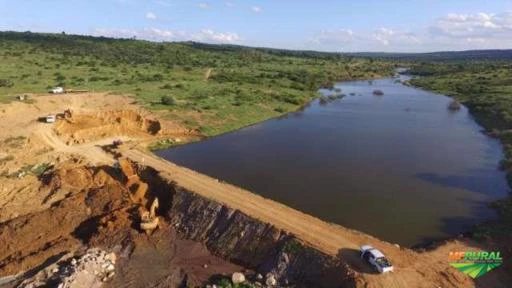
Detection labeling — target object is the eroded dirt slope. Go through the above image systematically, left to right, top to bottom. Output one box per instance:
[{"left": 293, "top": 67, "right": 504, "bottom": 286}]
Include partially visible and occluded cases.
[
  {"left": 0, "top": 93, "right": 199, "bottom": 223},
  {"left": 0, "top": 160, "right": 248, "bottom": 288}
]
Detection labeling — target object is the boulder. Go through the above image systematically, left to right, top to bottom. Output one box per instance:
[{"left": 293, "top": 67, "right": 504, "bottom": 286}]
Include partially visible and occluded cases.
[
  {"left": 232, "top": 272, "right": 246, "bottom": 284},
  {"left": 265, "top": 273, "right": 277, "bottom": 286}
]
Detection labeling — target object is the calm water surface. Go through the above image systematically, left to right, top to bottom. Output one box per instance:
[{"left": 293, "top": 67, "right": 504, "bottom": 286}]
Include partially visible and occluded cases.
[{"left": 157, "top": 77, "right": 509, "bottom": 246}]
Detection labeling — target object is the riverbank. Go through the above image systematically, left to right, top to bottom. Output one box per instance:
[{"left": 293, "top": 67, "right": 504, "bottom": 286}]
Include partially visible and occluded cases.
[
  {"left": 408, "top": 66, "right": 512, "bottom": 240},
  {"left": 156, "top": 76, "right": 509, "bottom": 247},
  {"left": 147, "top": 77, "right": 378, "bottom": 152}
]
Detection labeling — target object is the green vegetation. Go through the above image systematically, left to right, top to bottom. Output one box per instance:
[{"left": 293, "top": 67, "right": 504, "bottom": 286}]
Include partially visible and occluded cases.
[
  {"left": 0, "top": 31, "right": 393, "bottom": 136},
  {"left": 409, "top": 61, "right": 512, "bottom": 237},
  {"left": 409, "top": 62, "right": 512, "bottom": 130},
  {"left": 160, "top": 95, "right": 176, "bottom": 106},
  {"left": 147, "top": 138, "right": 194, "bottom": 151},
  {"left": 7, "top": 162, "right": 52, "bottom": 178},
  {"left": 474, "top": 198, "right": 512, "bottom": 238},
  {"left": 283, "top": 238, "right": 304, "bottom": 255},
  {"left": 212, "top": 278, "right": 257, "bottom": 288}
]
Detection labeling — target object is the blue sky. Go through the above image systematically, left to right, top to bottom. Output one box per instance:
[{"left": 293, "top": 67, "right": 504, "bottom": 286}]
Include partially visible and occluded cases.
[{"left": 1, "top": 0, "right": 512, "bottom": 52}]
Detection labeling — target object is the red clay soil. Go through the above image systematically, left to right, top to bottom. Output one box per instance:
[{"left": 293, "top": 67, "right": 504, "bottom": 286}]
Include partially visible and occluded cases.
[
  {"left": 0, "top": 161, "right": 245, "bottom": 288},
  {"left": 107, "top": 227, "right": 244, "bottom": 288}
]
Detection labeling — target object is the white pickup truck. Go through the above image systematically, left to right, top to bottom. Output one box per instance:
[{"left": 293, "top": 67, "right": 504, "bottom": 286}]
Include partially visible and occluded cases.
[{"left": 360, "top": 245, "right": 394, "bottom": 273}]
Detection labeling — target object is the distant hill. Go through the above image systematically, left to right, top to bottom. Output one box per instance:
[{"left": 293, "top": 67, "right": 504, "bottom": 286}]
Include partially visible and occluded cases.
[
  {"left": 1, "top": 31, "right": 511, "bottom": 62},
  {"left": 182, "top": 41, "right": 512, "bottom": 61},
  {"left": 348, "top": 50, "right": 512, "bottom": 61}
]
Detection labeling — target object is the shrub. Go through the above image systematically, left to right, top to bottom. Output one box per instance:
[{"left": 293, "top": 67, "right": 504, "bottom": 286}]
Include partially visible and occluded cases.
[
  {"left": 152, "top": 73, "right": 163, "bottom": 81},
  {"left": 54, "top": 74, "right": 66, "bottom": 82},
  {"left": 89, "top": 76, "right": 109, "bottom": 82},
  {"left": 0, "top": 79, "right": 14, "bottom": 87},
  {"left": 320, "top": 80, "right": 334, "bottom": 89},
  {"left": 160, "top": 83, "right": 173, "bottom": 89},
  {"left": 372, "top": 89, "right": 384, "bottom": 96},
  {"left": 161, "top": 95, "right": 176, "bottom": 106},
  {"left": 284, "top": 96, "right": 303, "bottom": 105},
  {"left": 448, "top": 100, "right": 461, "bottom": 110}
]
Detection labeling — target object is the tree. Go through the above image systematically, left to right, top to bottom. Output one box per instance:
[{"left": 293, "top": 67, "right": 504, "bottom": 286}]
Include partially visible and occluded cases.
[{"left": 161, "top": 96, "right": 176, "bottom": 106}]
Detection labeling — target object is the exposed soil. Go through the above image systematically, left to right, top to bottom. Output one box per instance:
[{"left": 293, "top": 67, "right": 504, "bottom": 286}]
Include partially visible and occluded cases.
[
  {"left": 0, "top": 92, "right": 510, "bottom": 288},
  {"left": 0, "top": 93, "right": 200, "bottom": 224},
  {"left": 54, "top": 110, "right": 196, "bottom": 145},
  {"left": 0, "top": 160, "right": 244, "bottom": 288},
  {"left": 108, "top": 229, "right": 244, "bottom": 288}
]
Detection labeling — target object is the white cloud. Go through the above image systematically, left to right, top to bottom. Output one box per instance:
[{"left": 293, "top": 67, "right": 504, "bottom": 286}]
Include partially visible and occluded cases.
[
  {"left": 197, "top": 2, "right": 210, "bottom": 9},
  {"left": 251, "top": 6, "right": 262, "bottom": 13},
  {"left": 424, "top": 11, "right": 512, "bottom": 50},
  {"left": 146, "top": 12, "right": 157, "bottom": 20},
  {"left": 429, "top": 12, "right": 512, "bottom": 39},
  {"left": 93, "top": 27, "right": 241, "bottom": 44},
  {"left": 309, "top": 27, "right": 420, "bottom": 51},
  {"left": 372, "top": 27, "right": 421, "bottom": 46},
  {"left": 373, "top": 27, "right": 394, "bottom": 45},
  {"left": 197, "top": 29, "right": 241, "bottom": 42},
  {"left": 309, "top": 29, "right": 355, "bottom": 46}
]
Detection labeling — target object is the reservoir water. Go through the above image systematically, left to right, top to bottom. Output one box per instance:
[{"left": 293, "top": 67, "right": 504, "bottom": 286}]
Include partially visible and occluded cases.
[{"left": 157, "top": 77, "right": 509, "bottom": 246}]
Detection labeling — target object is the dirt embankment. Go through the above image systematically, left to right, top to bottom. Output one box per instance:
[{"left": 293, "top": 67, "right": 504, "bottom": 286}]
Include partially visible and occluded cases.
[
  {"left": 54, "top": 110, "right": 199, "bottom": 145},
  {"left": 122, "top": 149, "right": 512, "bottom": 288},
  {"left": 0, "top": 159, "right": 354, "bottom": 288},
  {"left": 0, "top": 160, "right": 234, "bottom": 287},
  {"left": 163, "top": 180, "right": 356, "bottom": 287}
]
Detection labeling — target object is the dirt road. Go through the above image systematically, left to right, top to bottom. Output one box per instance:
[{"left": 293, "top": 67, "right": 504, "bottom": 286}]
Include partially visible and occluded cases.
[
  {"left": 36, "top": 126, "right": 117, "bottom": 165},
  {"left": 122, "top": 148, "right": 474, "bottom": 288}
]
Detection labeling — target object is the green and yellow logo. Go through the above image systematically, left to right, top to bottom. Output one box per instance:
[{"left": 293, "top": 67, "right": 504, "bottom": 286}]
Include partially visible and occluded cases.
[{"left": 448, "top": 251, "right": 503, "bottom": 279}]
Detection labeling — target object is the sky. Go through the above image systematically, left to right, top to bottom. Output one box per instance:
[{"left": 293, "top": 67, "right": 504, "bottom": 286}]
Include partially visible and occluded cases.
[{"left": 1, "top": 0, "right": 512, "bottom": 52}]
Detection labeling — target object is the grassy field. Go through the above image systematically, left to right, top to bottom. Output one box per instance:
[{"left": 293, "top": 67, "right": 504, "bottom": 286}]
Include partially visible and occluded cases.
[
  {"left": 0, "top": 32, "right": 393, "bottom": 137},
  {"left": 409, "top": 61, "right": 512, "bottom": 237}
]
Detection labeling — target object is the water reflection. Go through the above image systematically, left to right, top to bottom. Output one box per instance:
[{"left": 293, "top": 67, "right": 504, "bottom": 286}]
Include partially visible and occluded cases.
[{"left": 158, "top": 77, "right": 508, "bottom": 247}]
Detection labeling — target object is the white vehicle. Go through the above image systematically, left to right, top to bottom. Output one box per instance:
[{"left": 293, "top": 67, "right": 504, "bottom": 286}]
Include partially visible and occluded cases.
[
  {"left": 50, "top": 87, "right": 64, "bottom": 94},
  {"left": 45, "top": 115, "right": 56, "bottom": 123},
  {"left": 360, "top": 245, "right": 394, "bottom": 273}
]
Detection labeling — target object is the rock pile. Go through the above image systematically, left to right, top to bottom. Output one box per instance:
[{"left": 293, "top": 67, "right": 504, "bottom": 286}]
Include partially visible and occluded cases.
[
  {"left": 20, "top": 248, "right": 116, "bottom": 288},
  {"left": 56, "top": 248, "right": 116, "bottom": 287},
  {"left": 206, "top": 272, "right": 281, "bottom": 288}
]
